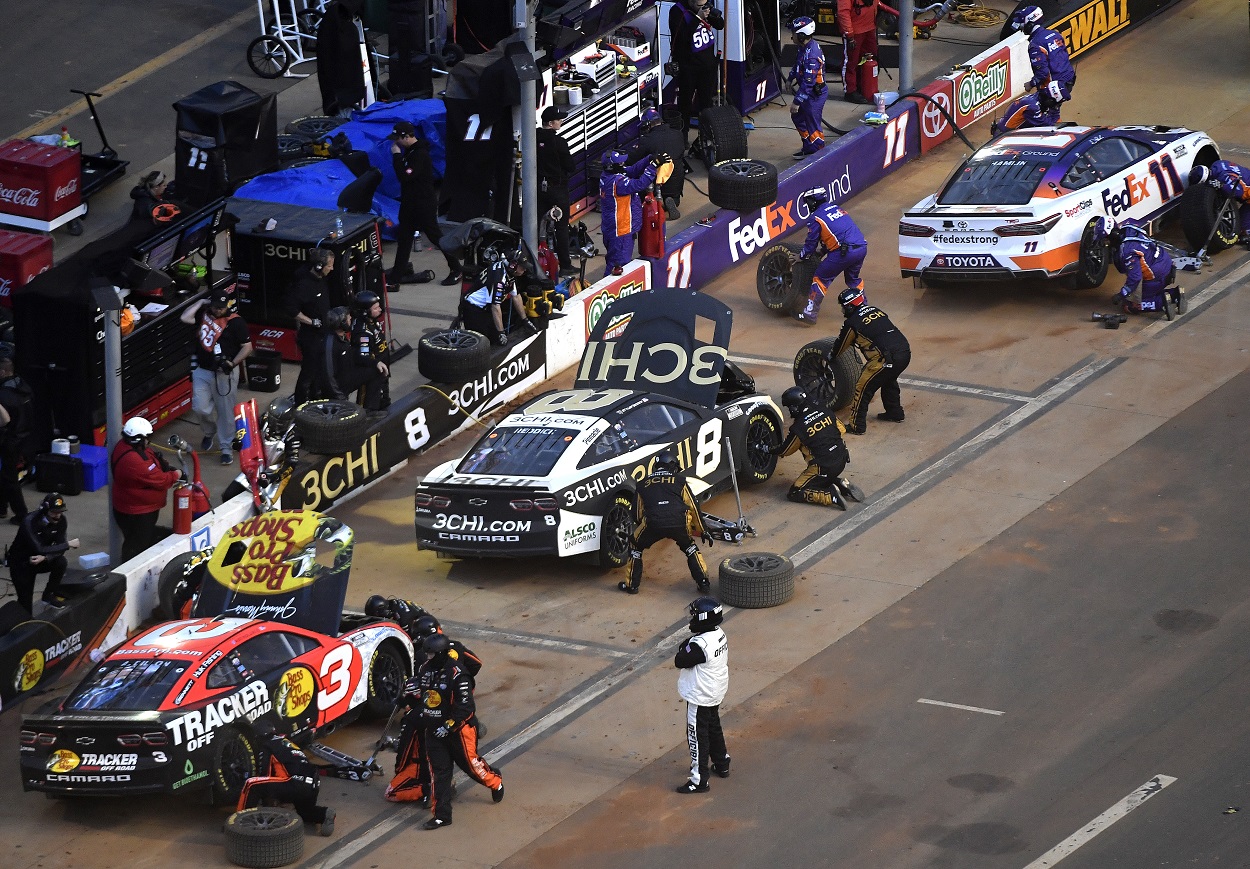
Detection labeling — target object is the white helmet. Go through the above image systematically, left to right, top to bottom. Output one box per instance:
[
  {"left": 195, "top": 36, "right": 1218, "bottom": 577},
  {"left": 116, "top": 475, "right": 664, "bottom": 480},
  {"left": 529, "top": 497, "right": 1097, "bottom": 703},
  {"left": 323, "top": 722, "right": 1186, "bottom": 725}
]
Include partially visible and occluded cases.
[{"left": 122, "top": 417, "right": 154, "bottom": 442}]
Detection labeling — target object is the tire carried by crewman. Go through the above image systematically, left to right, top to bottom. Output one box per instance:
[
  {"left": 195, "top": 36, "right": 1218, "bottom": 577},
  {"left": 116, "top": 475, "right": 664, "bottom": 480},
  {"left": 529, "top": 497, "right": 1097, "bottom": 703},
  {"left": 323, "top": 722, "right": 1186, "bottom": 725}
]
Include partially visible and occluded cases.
[{"left": 708, "top": 159, "right": 778, "bottom": 212}]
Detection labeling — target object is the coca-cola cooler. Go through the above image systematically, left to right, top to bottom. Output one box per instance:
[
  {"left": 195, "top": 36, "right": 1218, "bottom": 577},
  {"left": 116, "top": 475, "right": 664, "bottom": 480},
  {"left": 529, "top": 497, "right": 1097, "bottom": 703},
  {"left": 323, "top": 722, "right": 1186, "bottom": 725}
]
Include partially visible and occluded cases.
[
  {"left": 0, "top": 140, "right": 83, "bottom": 231},
  {"left": 225, "top": 197, "right": 385, "bottom": 360},
  {"left": 0, "top": 230, "right": 53, "bottom": 309}
]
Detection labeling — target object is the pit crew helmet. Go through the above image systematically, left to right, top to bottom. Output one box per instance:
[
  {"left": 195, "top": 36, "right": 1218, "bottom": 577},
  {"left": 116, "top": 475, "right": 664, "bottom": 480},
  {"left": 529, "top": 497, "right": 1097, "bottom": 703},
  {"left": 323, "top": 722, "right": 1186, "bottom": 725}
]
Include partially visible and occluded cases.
[
  {"left": 1010, "top": 5, "right": 1043, "bottom": 33},
  {"left": 790, "top": 16, "right": 816, "bottom": 37},
  {"left": 640, "top": 107, "right": 663, "bottom": 130},
  {"left": 603, "top": 149, "right": 629, "bottom": 172},
  {"left": 1188, "top": 165, "right": 1211, "bottom": 187},
  {"left": 801, "top": 186, "right": 829, "bottom": 212},
  {"left": 838, "top": 286, "right": 867, "bottom": 314},
  {"left": 354, "top": 289, "right": 382, "bottom": 314},
  {"left": 781, "top": 386, "right": 809, "bottom": 415},
  {"left": 122, "top": 416, "right": 154, "bottom": 445},
  {"left": 653, "top": 449, "right": 680, "bottom": 473},
  {"left": 365, "top": 594, "right": 389, "bottom": 617},
  {"left": 688, "top": 596, "right": 724, "bottom": 632},
  {"left": 413, "top": 614, "right": 442, "bottom": 641},
  {"left": 424, "top": 632, "right": 451, "bottom": 660}
]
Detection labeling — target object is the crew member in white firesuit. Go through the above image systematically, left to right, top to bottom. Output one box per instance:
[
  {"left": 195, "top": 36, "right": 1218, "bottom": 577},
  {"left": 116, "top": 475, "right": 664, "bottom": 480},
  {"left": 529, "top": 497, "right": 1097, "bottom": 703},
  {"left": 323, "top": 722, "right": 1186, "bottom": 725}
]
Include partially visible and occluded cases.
[
  {"left": 1012, "top": 5, "right": 1076, "bottom": 118},
  {"left": 1189, "top": 161, "right": 1250, "bottom": 248},
  {"left": 829, "top": 288, "right": 911, "bottom": 434},
  {"left": 350, "top": 290, "right": 391, "bottom": 414},
  {"left": 773, "top": 387, "right": 865, "bottom": 510},
  {"left": 621, "top": 449, "right": 711, "bottom": 595},
  {"left": 675, "top": 596, "right": 730, "bottom": 793},
  {"left": 418, "top": 633, "right": 503, "bottom": 829},
  {"left": 238, "top": 715, "right": 336, "bottom": 836}
]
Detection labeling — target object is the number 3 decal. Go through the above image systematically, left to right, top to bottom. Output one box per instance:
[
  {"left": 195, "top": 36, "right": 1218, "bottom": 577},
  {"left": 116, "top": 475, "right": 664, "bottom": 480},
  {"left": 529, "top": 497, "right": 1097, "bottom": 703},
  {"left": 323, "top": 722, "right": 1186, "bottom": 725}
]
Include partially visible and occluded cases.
[{"left": 318, "top": 645, "right": 354, "bottom": 709}]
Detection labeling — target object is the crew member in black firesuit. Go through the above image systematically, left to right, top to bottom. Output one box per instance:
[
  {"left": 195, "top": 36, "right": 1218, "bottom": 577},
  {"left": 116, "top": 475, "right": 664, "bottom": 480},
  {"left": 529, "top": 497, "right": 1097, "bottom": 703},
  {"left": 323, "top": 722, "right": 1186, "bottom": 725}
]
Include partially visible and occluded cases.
[
  {"left": 669, "top": 0, "right": 726, "bottom": 143},
  {"left": 536, "top": 106, "right": 578, "bottom": 277},
  {"left": 630, "top": 106, "right": 688, "bottom": 220},
  {"left": 387, "top": 121, "right": 461, "bottom": 287},
  {"left": 285, "top": 248, "right": 334, "bottom": 403},
  {"left": 459, "top": 252, "right": 539, "bottom": 347},
  {"left": 829, "top": 287, "right": 911, "bottom": 434},
  {"left": 350, "top": 290, "right": 391, "bottom": 413},
  {"left": 322, "top": 307, "right": 388, "bottom": 412},
  {"left": 773, "top": 387, "right": 865, "bottom": 510},
  {"left": 621, "top": 449, "right": 712, "bottom": 595},
  {"left": 8, "top": 492, "right": 79, "bottom": 612},
  {"left": 364, "top": 594, "right": 426, "bottom": 637},
  {"left": 674, "top": 596, "right": 730, "bottom": 793},
  {"left": 411, "top": 614, "right": 483, "bottom": 679},
  {"left": 418, "top": 633, "right": 504, "bottom": 829},
  {"left": 238, "top": 714, "right": 336, "bottom": 836}
]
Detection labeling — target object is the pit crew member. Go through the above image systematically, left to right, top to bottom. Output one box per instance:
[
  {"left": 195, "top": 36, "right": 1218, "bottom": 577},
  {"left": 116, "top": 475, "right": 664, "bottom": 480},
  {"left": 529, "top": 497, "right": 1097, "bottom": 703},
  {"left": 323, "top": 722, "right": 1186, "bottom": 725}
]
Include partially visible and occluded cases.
[
  {"left": 668, "top": 0, "right": 725, "bottom": 139},
  {"left": 1012, "top": 5, "right": 1076, "bottom": 116},
  {"left": 787, "top": 17, "right": 828, "bottom": 159},
  {"left": 599, "top": 149, "right": 660, "bottom": 277},
  {"left": 1189, "top": 161, "right": 1250, "bottom": 247},
  {"left": 794, "top": 187, "right": 867, "bottom": 326},
  {"left": 1103, "top": 219, "right": 1181, "bottom": 314},
  {"left": 458, "top": 252, "right": 539, "bottom": 346},
  {"left": 829, "top": 288, "right": 911, "bottom": 434},
  {"left": 351, "top": 290, "right": 391, "bottom": 413},
  {"left": 773, "top": 387, "right": 864, "bottom": 510},
  {"left": 621, "top": 449, "right": 711, "bottom": 596},
  {"left": 8, "top": 492, "right": 78, "bottom": 612},
  {"left": 675, "top": 597, "right": 730, "bottom": 793},
  {"left": 239, "top": 714, "right": 336, "bottom": 836}
]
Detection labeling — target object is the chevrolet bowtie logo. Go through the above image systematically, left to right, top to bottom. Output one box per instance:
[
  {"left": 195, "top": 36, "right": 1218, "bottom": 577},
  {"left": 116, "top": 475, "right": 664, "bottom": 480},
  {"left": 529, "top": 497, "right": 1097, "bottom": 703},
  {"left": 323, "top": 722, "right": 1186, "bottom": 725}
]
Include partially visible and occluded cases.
[
  {"left": 469, "top": 498, "right": 487, "bottom": 506},
  {"left": 76, "top": 737, "right": 95, "bottom": 745}
]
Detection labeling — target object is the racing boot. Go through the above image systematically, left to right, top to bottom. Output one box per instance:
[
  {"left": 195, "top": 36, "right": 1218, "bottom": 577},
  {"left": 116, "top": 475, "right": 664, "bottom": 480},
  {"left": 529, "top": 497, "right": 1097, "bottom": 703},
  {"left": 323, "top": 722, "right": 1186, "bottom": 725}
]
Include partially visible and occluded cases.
[
  {"left": 1169, "top": 286, "right": 1187, "bottom": 314},
  {"left": 794, "top": 291, "right": 822, "bottom": 325},
  {"left": 836, "top": 477, "right": 866, "bottom": 503},
  {"left": 619, "top": 553, "right": 643, "bottom": 594}
]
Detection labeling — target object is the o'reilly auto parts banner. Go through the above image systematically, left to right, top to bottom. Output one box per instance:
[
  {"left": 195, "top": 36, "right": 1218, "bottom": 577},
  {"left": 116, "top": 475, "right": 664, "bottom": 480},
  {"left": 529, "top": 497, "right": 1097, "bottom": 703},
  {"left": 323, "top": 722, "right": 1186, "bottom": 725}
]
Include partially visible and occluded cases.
[{"left": 284, "top": 331, "right": 548, "bottom": 511}]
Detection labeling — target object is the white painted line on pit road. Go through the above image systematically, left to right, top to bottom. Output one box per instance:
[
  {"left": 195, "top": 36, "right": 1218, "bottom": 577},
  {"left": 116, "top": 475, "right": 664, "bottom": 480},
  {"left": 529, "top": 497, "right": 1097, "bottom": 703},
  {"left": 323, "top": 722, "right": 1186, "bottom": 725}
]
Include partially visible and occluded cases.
[
  {"left": 789, "top": 355, "right": 1117, "bottom": 570},
  {"left": 445, "top": 624, "right": 636, "bottom": 659},
  {"left": 917, "top": 698, "right": 1004, "bottom": 716},
  {"left": 1022, "top": 775, "right": 1178, "bottom": 868}
]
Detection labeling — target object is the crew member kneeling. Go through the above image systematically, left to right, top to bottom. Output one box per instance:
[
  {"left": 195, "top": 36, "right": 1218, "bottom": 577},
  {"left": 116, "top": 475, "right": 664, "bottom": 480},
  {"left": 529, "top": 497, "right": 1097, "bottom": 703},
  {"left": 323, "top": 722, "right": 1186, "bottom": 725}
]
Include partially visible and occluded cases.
[
  {"left": 1189, "top": 161, "right": 1250, "bottom": 249},
  {"left": 1103, "top": 218, "right": 1183, "bottom": 315},
  {"left": 458, "top": 253, "right": 539, "bottom": 347},
  {"left": 774, "top": 387, "right": 864, "bottom": 510},
  {"left": 622, "top": 449, "right": 711, "bottom": 595},
  {"left": 238, "top": 715, "right": 336, "bottom": 836}
]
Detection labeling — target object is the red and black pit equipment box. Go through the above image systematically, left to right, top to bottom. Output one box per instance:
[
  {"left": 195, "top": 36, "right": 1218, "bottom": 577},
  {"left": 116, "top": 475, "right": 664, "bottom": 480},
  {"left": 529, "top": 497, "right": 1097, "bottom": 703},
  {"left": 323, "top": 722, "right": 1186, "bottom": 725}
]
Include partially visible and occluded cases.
[
  {"left": 0, "top": 140, "right": 81, "bottom": 222},
  {"left": 0, "top": 230, "right": 53, "bottom": 308}
]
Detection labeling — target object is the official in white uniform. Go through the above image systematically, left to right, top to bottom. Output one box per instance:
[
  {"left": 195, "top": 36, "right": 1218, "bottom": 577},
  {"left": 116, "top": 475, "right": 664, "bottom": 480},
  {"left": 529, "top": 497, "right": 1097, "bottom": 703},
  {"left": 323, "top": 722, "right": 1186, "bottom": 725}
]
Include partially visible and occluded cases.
[{"left": 675, "top": 597, "right": 731, "bottom": 792}]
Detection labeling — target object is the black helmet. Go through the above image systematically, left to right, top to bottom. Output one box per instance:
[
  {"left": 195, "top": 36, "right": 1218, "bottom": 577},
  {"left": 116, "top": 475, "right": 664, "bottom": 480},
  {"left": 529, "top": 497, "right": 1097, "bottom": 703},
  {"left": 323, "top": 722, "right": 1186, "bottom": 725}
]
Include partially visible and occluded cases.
[
  {"left": 838, "top": 287, "right": 866, "bottom": 314},
  {"left": 354, "top": 289, "right": 381, "bottom": 313},
  {"left": 781, "top": 386, "right": 809, "bottom": 414},
  {"left": 653, "top": 449, "right": 680, "bottom": 473},
  {"left": 40, "top": 492, "right": 67, "bottom": 514},
  {"left": 364, "top": 594, "right": 389, "bottom": 618},
  {"left": 688, "top": 597, "right": 724, "bottom": 632},
  {"left": 413, "top": 614, "right": 441, "bottom": 639},
  {"left": 424, "top": 632, "right": 451, "bottom": 658}
]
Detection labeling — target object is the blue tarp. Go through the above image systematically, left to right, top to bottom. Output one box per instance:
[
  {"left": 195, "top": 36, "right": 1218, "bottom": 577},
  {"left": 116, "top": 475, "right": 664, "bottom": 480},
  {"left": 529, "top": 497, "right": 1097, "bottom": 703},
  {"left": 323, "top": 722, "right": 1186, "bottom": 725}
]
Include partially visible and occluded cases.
[{"left": 233, "top": 99, "right": 446, "bottom": 240}]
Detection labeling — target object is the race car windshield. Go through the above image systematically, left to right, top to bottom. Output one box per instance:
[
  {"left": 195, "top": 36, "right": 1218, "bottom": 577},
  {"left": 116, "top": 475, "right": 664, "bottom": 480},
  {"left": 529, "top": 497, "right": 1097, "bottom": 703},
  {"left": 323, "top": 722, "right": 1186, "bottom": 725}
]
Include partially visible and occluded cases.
[
  {"left": 939, "top": 155, "right": 1055, "bottom": 205},
  {"left": 457, "top": 426, "right": 579, "bottom": 476},
  {"left": 64, "top": 659, "right": 189, "bottom": 712}
]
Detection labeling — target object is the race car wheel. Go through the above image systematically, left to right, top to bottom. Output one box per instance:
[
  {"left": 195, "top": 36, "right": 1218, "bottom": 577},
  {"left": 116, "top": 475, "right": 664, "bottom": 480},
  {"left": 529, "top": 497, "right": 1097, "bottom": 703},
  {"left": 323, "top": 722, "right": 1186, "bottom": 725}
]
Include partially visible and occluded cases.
[
  {"left": 246, "top": 35, "right": 291, "bottom": 79},
  {"left": 697, "top": 104, "right": 749, "bottom": 170},
  {"left": 285, "top": 115, "right": 347, "bottom": 138},
  {"left": 276, "top": 133, "right": 311, "bottom": 163},
  {"left": 708, "top": 159, "right": 778, "bottom": 212},
  {"left": 1179, "top": 182, "right": 1239, "bottom": 253},
  {"left": 1063, "top": 218, "right": 1110, "bottom": 290},
  {"left": 756, "top": 243, "right": 808, "bottom": 314},
  {"left": 417, "top": 328, "right": 492, "bottom": 383},
  {"left": 793, "top": 339, "right": 864, "bottom": 412},
  {"left": 294, "top": 399, "right": 370, "bottom": 455},
  {"left": 737, "top": 409, "right": 782, "bottom": 485},
  {"left": 597, "top": 493, "right": 635, "bottom": 569},
  {"left": 157, "top": 551, "right": 205, "bottom": 621},
  {"left": 718, "top": 552, "right": 795, "bottom": 608},
  {"left": 364, "top": 641, "right": 408, "bottom": 718},
  {"left": 211, "top": 727, "right": 259, "bottom": 807},
  {"left": 224, "top": 807, "right": 304, "bottom": 868}
]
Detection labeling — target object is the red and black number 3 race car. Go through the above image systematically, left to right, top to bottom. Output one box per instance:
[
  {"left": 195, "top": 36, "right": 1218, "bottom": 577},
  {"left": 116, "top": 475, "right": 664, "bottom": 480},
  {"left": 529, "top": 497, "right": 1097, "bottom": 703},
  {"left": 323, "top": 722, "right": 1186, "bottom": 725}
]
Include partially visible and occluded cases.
[{"left": 19, "top": 510, "right": 414, "bottom": 803}]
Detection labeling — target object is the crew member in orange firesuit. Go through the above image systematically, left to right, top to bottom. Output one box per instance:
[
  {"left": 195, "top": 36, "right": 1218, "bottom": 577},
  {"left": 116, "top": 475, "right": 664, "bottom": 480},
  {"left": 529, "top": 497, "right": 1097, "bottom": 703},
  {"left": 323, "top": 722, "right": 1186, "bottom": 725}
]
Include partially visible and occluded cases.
[
  {"left": 773, "top": 386, "right": 865, "bottom": 510},
  {"left": 620, "top": 449, "right": 711, "bottom": 595},
  {"left": 419, "top": 633, "right": 503, "bottom": 829},
  {"left": 238, "top": 714, "right": 336, "bottom": 836}
]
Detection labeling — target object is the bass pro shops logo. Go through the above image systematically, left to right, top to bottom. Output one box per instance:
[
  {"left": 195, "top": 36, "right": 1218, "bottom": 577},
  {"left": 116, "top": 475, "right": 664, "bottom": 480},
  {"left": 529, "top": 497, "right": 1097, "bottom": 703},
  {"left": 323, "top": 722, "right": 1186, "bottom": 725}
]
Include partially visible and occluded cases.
[{"left": 957, "top": 60, "right": 1007, "bottom": 120}]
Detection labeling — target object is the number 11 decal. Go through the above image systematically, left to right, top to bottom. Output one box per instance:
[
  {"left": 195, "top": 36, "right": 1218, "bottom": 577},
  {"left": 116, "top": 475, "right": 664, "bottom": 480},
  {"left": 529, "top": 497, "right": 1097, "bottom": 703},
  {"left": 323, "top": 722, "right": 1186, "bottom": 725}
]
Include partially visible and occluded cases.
[{"left": 666, "top": 242, "right": 693, "bottom": 288}]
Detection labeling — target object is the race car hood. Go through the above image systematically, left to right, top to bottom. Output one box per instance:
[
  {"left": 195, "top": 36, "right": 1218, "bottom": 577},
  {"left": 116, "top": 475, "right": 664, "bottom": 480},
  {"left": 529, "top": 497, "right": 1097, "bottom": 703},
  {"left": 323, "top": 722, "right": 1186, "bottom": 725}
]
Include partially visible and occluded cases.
[
  {"left": 575, "top": 289, "right": 733, "bottom": 408},
  {"left": 192, "top": 511, "right": 354, "bottom": 637}
]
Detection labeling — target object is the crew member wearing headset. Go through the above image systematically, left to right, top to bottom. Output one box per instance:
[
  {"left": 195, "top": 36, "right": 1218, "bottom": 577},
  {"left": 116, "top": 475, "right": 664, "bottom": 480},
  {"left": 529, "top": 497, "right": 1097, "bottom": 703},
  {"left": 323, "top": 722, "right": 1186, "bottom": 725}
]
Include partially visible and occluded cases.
[
  {"left": 286, "top": 249, "right": 334, "bottom": 403},
  {"left": 8, "top": 493, "right": 79, "bottom": 612}
]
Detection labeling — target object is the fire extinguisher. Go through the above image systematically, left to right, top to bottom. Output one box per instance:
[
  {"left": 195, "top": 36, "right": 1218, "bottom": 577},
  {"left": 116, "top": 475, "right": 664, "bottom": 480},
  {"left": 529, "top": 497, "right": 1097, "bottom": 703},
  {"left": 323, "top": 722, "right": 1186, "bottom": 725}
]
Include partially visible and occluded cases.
[
  {"left": 858, "top": 54, "right": 879, "bottom": 104},
  {"left": 639, "top": 188, "right": 666, "bottom": 259},
  {"left": 173, "top": 483, "right": 193, "bottom": 535}
]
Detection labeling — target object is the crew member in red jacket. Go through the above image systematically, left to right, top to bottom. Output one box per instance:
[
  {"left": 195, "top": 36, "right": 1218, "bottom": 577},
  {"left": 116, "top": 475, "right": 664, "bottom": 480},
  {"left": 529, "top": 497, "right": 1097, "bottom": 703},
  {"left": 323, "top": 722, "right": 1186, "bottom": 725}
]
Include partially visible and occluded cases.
[
  {"left": 838, "top": 0, "right": 878, "bottom": 103},
  {"left": 111, "top": 417, "right": 181, "bottom": 562}
]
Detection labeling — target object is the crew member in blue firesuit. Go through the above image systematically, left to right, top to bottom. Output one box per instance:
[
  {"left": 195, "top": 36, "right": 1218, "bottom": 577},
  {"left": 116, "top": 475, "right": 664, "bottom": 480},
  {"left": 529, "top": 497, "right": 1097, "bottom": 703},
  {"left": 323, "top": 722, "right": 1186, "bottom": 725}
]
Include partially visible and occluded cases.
[
  {"left": 668, "top": 0, "right": 725, "bottom": 141},
  {"left": 1012, "top": 5, "right": 1076, "bottom": 118},
  {"left": 787, "top": 17, "right": 827, "bottom": 160},
  {"left": 991, "top": 90, "right": 1059, "bottom": 136},
  {"left": 598, "top": 149, "right": 661, "bottom": 277},
  {"left": 1189, "top": 161, "right": 1250, "bottom": 248},
  {"left": 794, "top": 187, "right": 867, "bottom": 326},
  {"left": 1101, "top": 218, "right": 1183, "bottom": 315}
]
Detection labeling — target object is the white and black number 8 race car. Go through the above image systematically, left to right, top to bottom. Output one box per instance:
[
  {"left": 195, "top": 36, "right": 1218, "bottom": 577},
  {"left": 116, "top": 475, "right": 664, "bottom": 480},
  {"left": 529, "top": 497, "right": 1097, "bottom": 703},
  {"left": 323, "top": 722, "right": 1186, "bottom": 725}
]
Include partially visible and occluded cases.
[{"left": 415, "top": 290, "right": 784, "bottom": 567}]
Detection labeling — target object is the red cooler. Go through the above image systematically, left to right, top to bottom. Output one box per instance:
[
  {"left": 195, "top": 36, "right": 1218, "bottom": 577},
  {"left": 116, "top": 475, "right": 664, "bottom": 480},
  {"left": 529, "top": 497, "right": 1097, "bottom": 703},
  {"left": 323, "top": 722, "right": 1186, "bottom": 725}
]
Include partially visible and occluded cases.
[
  {"left": 0, "top": 140, "right": 81, "bottom": 222},
  {"left": 0, "top": 229, "right": 53, "bottom": 308}
]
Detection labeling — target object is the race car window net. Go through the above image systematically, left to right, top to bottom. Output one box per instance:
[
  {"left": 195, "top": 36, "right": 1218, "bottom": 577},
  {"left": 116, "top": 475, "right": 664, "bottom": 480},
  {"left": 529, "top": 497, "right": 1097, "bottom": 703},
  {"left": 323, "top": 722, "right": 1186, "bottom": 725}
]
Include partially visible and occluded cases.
[
  {"left": 939, "top": 156, "right": 1054, "bottom": 206},
  {"left": 578, "top": 403, "right": 696, "bottom": 469},
  {"left": 457, "top": 426, "right": 580, "bottom": 477},
  {"left": 64, "top": 659, "right": 189, "bottom": 712}
]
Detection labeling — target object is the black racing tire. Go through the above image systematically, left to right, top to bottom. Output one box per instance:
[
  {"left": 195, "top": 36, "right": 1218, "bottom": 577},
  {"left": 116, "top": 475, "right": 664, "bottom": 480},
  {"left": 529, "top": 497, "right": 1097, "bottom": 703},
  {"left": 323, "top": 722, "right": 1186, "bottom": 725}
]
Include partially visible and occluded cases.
[
  {"left": 247, "top": 35, "right": 291, "bottom": 79},
  {"left": 441, "top": 43, "right": 466, "bottom": 67},
  {"left": 697, "top": 104, "right": 749, "bottom": 169},
  {"left": 285, "top": 115, "right": 347, "bottom": 138},
  {"left": 276, "top": 133, "right": 311, "bottom": 161},
  {"left": 707, "top": 159, "right": 778, "bottom": 212},
  {"left": 1179, "top": 182, "right": 1239, "bottom": 253},
  {"left": 1062, "top": 218, "right": 1110, "bottom": 290},
  {"left": 756, "top": 242, "right": 805, "bottom": 313},
  {"left": 417, "top": 329, "right": 492, "bottom": 383},
  {"left": 794, "top": 339, "right": 864, "bottom": 412},
  {"left": 293, "top": 399, "right": 370, "bottom": 455},
  {"left": 737, "top": 408, "right": 782, "bottom": 485},
  {"left": 221, "top": 479, "right": 248, "bottom": 505},
  {"left": 597, "top": 493, "right": 635, "bottom": 569},
  {"left": 157, "top": 552, "right": 204, "bottom": 621},
  {"left": 718, "top": 552, "right": 795, "bottom": 608},
  {"left": 364, "top": 641, "right": 408, "bottom": 718},
  {"left": 210, "top": 727, "right": 260, "bottom": 807},
  {"left": 224, "top": 807, "right": 305, "bottom": 868}
]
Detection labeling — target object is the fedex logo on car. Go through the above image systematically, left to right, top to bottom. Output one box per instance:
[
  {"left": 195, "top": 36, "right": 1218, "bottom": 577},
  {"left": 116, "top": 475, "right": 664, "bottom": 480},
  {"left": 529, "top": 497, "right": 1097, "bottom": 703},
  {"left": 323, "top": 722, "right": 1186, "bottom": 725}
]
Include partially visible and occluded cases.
[{"left": 1101, "top": 173, "right": 1151, "bottom": 216}]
